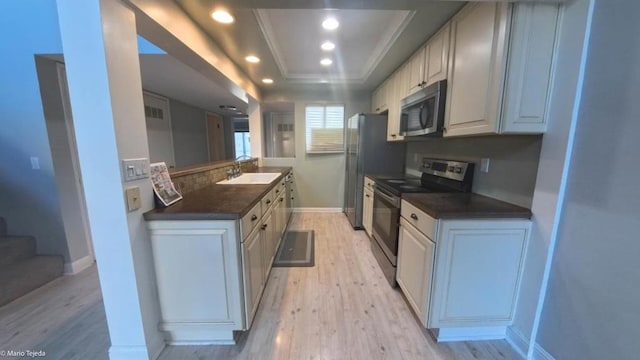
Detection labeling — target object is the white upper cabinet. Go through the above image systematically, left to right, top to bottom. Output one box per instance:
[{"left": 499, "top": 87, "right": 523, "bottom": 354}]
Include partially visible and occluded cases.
[
  {"left": 444, "top": 2, "right": 560, "bottom": 137},
  {"left": 444, "top": 2, "right": 510, "bottom": 137},
  {"left": 500, "top": 3, "right": 560, "bottom": 133},
  {"left": 425, "top": 23, "right": 451, "bottom": 87},
  {"left": 407, "top": 46, "right": 426, "bottom": 95},
  {"left": 387, "top": 71, "right": 405, "bottom": 141}
]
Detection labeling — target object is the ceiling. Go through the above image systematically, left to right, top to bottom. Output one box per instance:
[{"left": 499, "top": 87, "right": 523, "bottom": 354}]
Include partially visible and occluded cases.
[{"left": 175, "top": 0, "right": 466, "bottom": 93}]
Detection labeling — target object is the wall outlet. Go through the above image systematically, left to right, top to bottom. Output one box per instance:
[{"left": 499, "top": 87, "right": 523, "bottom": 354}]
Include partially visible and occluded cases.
[
  {"left": 480, "top": 158, "right": 490, "bottom": 173},
  {"left": 125, "top": 187, "right": 141, "bottom": 212}
]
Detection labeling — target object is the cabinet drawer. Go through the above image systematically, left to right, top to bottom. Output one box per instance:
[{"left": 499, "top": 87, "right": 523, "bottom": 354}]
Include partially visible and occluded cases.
[
  {"left": 364, "top": 176, "right": 375, "bottom": 191},
  {"left": 261, "top": 189, "right": 276, "bottom": 212},
  {"left": 401, "top": 200, "right": 436, "bottom": 240},
  {"left": 241, "top": 202, "right": 262, "bottom": 240}
]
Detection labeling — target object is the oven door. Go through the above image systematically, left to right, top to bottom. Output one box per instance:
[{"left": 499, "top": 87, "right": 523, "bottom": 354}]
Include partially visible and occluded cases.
[{"left": 372, "top": 186, "right": 401, "bottom": 266}]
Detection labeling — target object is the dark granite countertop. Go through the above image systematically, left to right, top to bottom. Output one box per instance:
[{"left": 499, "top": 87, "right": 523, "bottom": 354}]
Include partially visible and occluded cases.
[
  {"left": 143, "top": 167, "right": 292, "bottom": 221},
  {"left": 402, "top": 193, "right": 532, "bottom": 220}
]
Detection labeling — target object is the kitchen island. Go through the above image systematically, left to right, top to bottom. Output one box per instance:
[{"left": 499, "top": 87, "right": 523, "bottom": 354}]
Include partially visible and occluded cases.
[{"left": 143, "top": 166, "right": 293, "bottom": 345}]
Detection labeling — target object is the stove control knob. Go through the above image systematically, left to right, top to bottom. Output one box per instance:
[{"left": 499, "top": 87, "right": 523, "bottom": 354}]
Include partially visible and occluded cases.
[
  {"left": 448, "top": 166, "right": 455, "bottom": 172},
  {"left": 455, "top": 167, "right": 462, "bottom": 174}
]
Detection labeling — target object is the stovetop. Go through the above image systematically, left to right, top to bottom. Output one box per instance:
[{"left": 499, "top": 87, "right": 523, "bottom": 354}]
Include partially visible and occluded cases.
[
  {"left": 371, "top": 159, "right": 475, "bottom": 197},
  {"left": 374, "top": 176, "right": 436, "bottom": 196}
]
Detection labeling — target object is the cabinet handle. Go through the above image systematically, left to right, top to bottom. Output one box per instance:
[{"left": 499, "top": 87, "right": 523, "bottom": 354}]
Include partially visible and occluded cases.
[
  {"left": 421, "top": 81, "right": 427, "bottom": 86},
  {"left": 376, "top": 108, "right": 380, "bottom": 112},
  {"left": 443, "top": 127, "right": 447, "bottom": 133},
  {"left": 391, "top": 134, "right": 397, "bottom": 137},
  {"left": 276, "top": 190, "right": 280, "bottom": 194},
  {"left": 366, "top": 194, "right": 370, "bottom": 198},
  {"left": 280, "top": 198, "right": 284, "bottom": 202},
  {"left": 266, "top": 200, "right": 271, "bottom": 205},
  {"left": 411, "top": 213, "right": 418, "bottom": 220},
  {"left": 251, "top": 214, "right": 258, "bottom": 221},
  {"left": 261, "top": 224, "right": 267, "bottom": 230}
]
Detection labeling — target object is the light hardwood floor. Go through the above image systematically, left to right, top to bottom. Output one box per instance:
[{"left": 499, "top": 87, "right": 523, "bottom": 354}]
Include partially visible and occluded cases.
[{"left": 0, "top": 213, "right": 522, "bottom": 360}]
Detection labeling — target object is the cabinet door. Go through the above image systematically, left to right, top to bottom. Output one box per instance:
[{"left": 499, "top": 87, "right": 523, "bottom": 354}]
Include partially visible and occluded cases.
[
  {"left": 444, "top": 3, "right": 510, "bottom": 137},
  {"left": 500, "top": 3, "right": 559, "bottom": 133},
  {"left": 425, "top": 23, "right": 451, "bottom": 86},
  {"left": 407, "top": 47, "right": 426, "bottom": 95},
  {"left": 386, "top": 72, "right": 405, "bottom": 142},
  {"left": 363, "top": 188, "right": 374, "bottom": 236},
  {"left": 261, "top": 209, "right": 275, "bottom": 276},
  {"left": 397, "top": 218, "right": 435, "bottom": 327},
  {"left": 429, "top": 219, "right": 529, "bottom": 329},
  {"left": 242, "top": 226, "right": 265, "bottom": 327}
]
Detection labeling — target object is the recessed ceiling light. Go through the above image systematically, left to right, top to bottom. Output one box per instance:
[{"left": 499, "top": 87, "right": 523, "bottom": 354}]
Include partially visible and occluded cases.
[
  {"left": 211, "top": 10, "right": 234, "bottom": 24},
  {"left": 322, "top": 17, "right": 339, "bottom": 30},
  {"left": 321, "top": 41, "right": 335, "bottom": 51},
  {"left": 245, "top": 55, "right": 260, "bottom": 63},
  {"left": 320, "top": 58, "right": 333, "bottom": 66},
  {"left": 262, "top": 78, "right": 274, "bottom": 84},
  {"left": 320, "top": 79, "right": 329, "bottom": 83}
]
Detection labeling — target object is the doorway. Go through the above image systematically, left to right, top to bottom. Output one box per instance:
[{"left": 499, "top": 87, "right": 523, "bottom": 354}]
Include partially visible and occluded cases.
[
  {"left": 143, "top": 91, "right": 175, "bottom": 168},
  {"left": 207, "top": 112, "right": 226, "bottom": 161}
]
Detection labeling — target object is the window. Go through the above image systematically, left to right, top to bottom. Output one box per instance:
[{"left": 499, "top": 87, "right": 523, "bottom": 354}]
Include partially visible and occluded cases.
[
  {"left": 305, "top": 105, "right": 345, "bottom": 154},
  {"left": 234, "top": 131, "right": 251, "bottom": 159}
]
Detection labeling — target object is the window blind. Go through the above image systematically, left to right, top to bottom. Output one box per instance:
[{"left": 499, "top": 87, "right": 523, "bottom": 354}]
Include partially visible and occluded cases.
[{"left": 305, "top": 105, "right": 345, "bottom": 154}]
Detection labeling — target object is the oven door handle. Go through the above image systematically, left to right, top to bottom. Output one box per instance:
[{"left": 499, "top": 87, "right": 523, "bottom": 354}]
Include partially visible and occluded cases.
[{"left": 374, "top": 187, "right": 400, "bottom": 207}]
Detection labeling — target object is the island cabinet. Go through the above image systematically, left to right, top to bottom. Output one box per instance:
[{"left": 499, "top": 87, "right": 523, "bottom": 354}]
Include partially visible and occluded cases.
[
  {"left": 444, "top": 2, "right": 560, "bottom": 137},
  {"left": 146, "top": 174, "right": 293, "bottom": 345},
  {"left": 396, "top": 199, "right": 531, "bottom": 342}
]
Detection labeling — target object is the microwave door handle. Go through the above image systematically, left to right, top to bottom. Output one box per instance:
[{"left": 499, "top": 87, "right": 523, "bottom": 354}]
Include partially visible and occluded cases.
[{"left": 419, "top": 104, "right": 428, "bottom": 129}]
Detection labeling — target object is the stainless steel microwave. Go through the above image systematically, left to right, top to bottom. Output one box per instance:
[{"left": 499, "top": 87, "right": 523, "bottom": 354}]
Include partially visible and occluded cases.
[{"left": 399, "top": 80, "right": 447, "bottom": 136}]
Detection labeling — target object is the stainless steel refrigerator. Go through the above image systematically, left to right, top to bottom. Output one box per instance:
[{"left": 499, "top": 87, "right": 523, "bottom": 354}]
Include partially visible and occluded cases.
[{"left": 344, "top": 113, "right": 405, "bottom": 229}]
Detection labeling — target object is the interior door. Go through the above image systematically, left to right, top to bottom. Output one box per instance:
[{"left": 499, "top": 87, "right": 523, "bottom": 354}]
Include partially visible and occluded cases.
[
  {"left": 143, "top": 92, "right": 175, "bottom": 167},
  {"left": 207, "top": 112, "right": 226, "bottom": 161},
  {"left": 344, "top": 115, "right": 360, "bottom": 226}
]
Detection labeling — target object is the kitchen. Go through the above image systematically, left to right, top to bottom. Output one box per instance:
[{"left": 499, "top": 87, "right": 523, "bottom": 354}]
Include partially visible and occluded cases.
[{"left": 2, "top": 0, "right": 636, "bottom": 360}]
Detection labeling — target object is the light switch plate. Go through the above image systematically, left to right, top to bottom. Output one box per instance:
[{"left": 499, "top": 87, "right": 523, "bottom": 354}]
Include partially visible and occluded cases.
[
  {"left": 122, "top": 158, "right": 149, "bottom": 182},
  {"left": 125, "top": 187, "right": 141, "bottom": 212}
]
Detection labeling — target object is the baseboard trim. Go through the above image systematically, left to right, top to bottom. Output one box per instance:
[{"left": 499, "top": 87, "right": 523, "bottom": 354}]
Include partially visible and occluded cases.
[
  {"left": 293, "top": 207, "right": 342, "bottom": 213},
  {"left": 63, "top": 255, "right": 94, "bottom": 275},
  {"left": 431, "top": 326, "right": 506, "bottom": 342},
  {"left": 506, "top": 327, "right": 529, "bottom": 360},
  {"left": 534, "top": 343, "right": 556, "bottom": 360},
  {"left": 108, "top": 345, "right": 149, "bottom": 360}
]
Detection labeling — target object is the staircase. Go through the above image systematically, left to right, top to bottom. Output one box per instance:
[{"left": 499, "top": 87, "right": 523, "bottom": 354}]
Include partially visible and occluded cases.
[{"left": 0, "top": 217, "right": 63, "bottom": 307}]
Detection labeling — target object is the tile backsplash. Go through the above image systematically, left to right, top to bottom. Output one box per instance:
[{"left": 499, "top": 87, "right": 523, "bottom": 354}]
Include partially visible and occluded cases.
[{"left": 171, "top": 159, "right": 258, "bottom": 195}]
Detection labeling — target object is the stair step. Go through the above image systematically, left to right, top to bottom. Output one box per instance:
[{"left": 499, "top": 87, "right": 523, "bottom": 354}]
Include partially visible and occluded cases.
[
  {"left": 0, "top": 236, "right": 36, "bottom": 266},
  {"left": 0, "top": 255, "right": 64, "bottom": 307}
]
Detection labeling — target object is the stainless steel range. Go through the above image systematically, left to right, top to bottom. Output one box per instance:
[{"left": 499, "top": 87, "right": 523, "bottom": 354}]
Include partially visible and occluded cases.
[{"left": 371, "top": 158, "right": 474, "bottom": 287}]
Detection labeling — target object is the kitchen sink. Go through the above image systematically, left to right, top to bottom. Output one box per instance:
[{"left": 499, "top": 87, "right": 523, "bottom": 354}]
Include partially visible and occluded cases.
[{"left": 216, "top": 173, "right": 281, "bottom": 185}]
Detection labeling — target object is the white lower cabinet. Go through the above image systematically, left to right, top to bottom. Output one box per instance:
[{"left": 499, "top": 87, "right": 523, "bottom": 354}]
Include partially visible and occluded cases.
[
  {"left": 146, "top": 172, "right": 293, "bottom": 344},
  {"left": 362, "top": 187, "right": 374, "bottom": 236},
  {"left": 396, "top": 200, "right": 530, "bottom": 341},
  {"left": 397, "top": 218, "right": 435, "bottom": 327},
  {"left": 147, "top": 220, "right": 245, "bottom": 345},
  {"left": 242, "top": 225, "right": 265, "bottom": 328}
]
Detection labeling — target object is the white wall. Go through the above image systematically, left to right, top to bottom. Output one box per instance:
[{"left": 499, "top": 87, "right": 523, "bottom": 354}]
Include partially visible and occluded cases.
[
  {"left": 56, "top": 0, "right": 164, "bottom": 358},
  {"left": 506, "top": 0, "right": 594, "bottom": 357},
  {"left": 535, "top": 1, "right": 640, "bottom": 359},
  {"left": 0, "top": 2, "right": 70, "bottom": 260},
  {"left": 35, "top": 57, "right": 92, "bottom": 265},
  {"left": 261, "top": 89, "right": 370, "bottom": 208},
  {"left": 166, "top": 98, "right": 209, "bottom": 167},
  {"left": 405, "top": 135, "right": 542, "bottom": 208}
]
